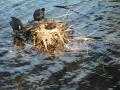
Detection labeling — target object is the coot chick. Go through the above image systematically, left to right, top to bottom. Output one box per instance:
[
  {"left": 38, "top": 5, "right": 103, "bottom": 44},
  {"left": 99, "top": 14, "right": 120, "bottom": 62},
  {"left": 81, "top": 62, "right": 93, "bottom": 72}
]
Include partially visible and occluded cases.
[{"left": 33, "top": 8, "right": 45, "bottom": 21}]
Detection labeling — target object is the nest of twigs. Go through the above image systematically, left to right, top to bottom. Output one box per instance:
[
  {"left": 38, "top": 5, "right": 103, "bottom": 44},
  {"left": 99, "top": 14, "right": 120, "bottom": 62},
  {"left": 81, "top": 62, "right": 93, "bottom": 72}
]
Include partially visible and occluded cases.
[{"left": 31, "top": 20, "right": 70, "bottom": 55}]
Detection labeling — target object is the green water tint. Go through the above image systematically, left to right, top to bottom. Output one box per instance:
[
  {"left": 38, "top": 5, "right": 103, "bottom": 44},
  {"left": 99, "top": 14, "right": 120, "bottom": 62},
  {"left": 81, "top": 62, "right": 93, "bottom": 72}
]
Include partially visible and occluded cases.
[{"left": 110, "top": 0, "right": 120, "bottom": 2}]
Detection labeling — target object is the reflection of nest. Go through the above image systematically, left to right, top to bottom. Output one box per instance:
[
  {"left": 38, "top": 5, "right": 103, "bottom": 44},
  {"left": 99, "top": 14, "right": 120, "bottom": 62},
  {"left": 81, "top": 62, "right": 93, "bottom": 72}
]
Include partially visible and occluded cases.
[{"left": 32, "top": 20, "right": 69, "bottom": 55}]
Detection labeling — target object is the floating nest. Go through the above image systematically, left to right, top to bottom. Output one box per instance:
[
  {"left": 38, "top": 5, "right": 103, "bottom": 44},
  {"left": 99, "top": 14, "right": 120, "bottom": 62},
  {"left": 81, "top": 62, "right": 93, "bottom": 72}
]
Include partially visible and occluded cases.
[{"left": 31, "top": 20, "right": 70, "bottom": 55}]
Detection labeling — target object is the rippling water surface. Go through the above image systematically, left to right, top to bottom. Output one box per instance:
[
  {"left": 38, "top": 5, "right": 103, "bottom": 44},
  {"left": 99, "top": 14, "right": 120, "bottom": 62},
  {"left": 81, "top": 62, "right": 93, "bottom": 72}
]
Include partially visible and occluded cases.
[{"left": 0, "top": 0, "right": 120, "bottom": 90}]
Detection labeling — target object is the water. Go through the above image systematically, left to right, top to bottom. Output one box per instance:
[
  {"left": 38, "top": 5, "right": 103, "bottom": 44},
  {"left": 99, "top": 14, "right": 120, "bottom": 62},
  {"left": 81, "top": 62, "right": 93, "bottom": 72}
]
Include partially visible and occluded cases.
[{"left": 0, "top": 0, "right": 120, "bottom": 90}]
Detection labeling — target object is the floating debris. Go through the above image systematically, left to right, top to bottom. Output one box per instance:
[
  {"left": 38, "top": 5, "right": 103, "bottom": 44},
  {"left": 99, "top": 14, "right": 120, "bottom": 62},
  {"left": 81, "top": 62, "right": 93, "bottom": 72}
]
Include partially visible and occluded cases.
[{"left": 10, "top": 8, "right": 94, "bottom": 56}]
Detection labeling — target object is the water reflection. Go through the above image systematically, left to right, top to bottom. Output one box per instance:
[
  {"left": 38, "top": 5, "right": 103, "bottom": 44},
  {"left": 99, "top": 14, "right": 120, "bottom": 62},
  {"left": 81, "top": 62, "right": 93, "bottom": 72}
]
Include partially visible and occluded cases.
[
  {"left": 0, "top": 0, "right": 120, "bottom": 89},
  {"left": 13, "top": 35, "right": 25, "bottom": 49}
]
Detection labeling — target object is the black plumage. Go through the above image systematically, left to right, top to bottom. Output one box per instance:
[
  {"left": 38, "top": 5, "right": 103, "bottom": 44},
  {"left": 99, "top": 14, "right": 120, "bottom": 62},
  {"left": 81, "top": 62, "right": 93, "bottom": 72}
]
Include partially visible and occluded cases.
[{"left": 33, "top": 8, "right": 45, "bottom": 21}]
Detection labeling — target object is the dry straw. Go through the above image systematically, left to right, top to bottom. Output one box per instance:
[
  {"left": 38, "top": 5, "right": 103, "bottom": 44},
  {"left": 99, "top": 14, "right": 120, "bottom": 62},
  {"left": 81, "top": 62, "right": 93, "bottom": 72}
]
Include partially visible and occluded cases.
[{"left": 31, "top": 20, "right": 70, "bottom": 55}]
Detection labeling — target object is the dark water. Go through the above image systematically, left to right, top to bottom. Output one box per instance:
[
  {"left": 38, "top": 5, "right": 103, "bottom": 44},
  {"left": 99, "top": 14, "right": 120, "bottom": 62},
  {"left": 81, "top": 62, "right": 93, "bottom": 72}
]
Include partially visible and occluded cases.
[{"left": 0, "top": 0, "right": 120, "bottom": 90}]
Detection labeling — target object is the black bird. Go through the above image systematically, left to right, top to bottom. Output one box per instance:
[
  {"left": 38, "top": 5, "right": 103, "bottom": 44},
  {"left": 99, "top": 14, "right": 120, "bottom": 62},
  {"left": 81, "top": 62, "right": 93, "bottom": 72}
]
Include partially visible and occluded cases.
[
  {"left": 33, "top": 8, "right": 45, "bottom": 21},
  {"left": 10, "top": 17, "right": 24, "bottom": 34}
]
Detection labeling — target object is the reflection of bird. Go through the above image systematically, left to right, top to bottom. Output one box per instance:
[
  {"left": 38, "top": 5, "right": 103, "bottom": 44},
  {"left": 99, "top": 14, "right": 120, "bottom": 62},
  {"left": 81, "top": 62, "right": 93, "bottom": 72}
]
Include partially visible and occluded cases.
[
  {"left": 33, "top": 8, "right": 45, "bottom": 21},
  {"left": 10, "top": 17, "right": 23, "bottom": 31},
  {"left": 13, "top": 35, "right": 25, "bottom": 49}
]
